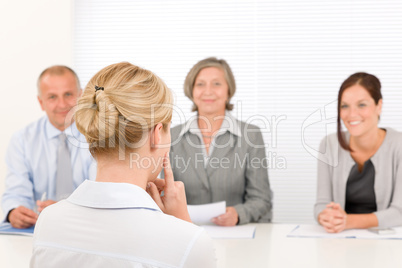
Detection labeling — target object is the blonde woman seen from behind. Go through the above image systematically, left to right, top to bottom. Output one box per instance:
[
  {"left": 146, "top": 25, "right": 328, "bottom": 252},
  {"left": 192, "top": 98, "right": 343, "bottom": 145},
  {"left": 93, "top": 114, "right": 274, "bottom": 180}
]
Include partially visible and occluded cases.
[{"left": 30, "top": 62, "right": 216, "bottom": 268}]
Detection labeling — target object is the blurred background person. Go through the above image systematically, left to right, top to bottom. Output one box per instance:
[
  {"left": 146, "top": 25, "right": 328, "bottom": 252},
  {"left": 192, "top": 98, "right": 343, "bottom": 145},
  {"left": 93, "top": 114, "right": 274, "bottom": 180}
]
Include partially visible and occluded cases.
[
  {"left": 170, "top": 57, "right": 272, "bottom": 226},
  {"left": 2, "top": 66, "right": 95, "bottom": 229},
  {"left": 315, "top": 72, "right": 402, "bottom": 233}
]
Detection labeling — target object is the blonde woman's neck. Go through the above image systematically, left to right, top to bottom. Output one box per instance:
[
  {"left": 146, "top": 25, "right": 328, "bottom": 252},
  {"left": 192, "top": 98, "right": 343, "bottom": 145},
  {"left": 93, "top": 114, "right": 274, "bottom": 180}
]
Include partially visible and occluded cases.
[{"left": 95, "top": 151, "right": 156, "bottom": 190}]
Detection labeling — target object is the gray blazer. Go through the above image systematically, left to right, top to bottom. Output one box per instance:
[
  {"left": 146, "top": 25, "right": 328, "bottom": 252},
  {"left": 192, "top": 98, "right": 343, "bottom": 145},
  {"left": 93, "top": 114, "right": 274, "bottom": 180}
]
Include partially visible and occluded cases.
[
  {"left": 170, "top": 116, "right": 272, "bottom": 224},
  {"left": 314, "top": 128, "right": 402, "bottom": 228}
]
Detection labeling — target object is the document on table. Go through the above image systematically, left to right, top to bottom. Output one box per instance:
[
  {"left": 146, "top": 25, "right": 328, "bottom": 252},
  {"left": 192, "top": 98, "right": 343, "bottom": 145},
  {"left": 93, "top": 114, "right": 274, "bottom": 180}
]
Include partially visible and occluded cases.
[
  {"left": 187, "top": 201, "right": 255, "bottom": 238},
  {"left": 188, "top": 201, "right": 226, "bottom": 225},
  {"left": 0, "top": 223, "right": 34, "bottom": 236},
  {"left": 288, "top": 224, "right": 402, "bottom": 239},
  {"left": 202, "top": 225, "right": 256, "bottom": 239}
]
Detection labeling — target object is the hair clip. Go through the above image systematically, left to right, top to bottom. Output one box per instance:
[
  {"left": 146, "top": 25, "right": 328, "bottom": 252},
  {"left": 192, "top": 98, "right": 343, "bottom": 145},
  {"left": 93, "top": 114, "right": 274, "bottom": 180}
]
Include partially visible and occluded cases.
[{"left": 95, "top": 86, "right": 104, "bottom": 92}]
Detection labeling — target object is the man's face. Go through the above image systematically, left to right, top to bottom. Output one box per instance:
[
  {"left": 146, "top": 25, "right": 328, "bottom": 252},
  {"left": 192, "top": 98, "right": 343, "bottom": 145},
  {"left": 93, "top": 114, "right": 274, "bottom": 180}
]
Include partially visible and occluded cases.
[{"left": 37, "top": 72, "right": 82, "bottom": 131}]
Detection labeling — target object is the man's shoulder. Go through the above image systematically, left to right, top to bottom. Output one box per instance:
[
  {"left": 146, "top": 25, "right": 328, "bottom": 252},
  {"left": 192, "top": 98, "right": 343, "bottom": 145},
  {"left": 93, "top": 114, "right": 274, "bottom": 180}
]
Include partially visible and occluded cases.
[
  {"left": 11, "top": 116, "right": 47, "bottom": 143},
  {"left": 14, "top": 116, "right": 46, "bottom": 136}
]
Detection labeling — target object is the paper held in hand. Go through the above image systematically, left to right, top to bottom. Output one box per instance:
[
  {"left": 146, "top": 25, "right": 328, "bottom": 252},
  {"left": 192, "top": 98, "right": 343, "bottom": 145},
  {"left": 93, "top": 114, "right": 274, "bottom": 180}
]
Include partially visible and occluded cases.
[{"left": 187, "top": 201, "right": 226, "bottom": 225}]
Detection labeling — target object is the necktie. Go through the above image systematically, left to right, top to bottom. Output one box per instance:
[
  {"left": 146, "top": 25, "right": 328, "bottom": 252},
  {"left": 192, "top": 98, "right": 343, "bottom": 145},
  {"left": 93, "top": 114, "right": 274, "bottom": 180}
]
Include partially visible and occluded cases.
[{"left": 55, "top": 133, "right": 74, "bottom": 200}]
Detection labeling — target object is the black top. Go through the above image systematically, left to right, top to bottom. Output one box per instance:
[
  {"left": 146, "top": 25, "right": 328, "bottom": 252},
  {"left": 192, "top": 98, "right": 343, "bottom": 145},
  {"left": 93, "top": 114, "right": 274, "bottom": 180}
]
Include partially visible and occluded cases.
[{"left": 345, "top": 159, "right": 377, "bottom": 214}]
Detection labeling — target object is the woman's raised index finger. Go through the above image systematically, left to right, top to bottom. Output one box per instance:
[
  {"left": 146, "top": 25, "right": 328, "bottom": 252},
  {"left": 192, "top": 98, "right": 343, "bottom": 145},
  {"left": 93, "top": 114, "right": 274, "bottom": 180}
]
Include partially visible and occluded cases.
[{"left": 163, "top": 152, "right": 174, "bottom": 186}]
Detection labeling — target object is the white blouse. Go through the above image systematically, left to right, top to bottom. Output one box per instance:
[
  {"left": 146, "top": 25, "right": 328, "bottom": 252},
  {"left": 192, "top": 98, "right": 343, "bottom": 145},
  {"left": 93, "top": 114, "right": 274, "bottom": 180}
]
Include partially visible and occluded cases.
[{"left": 31, "top": 180, "right": 216, "bottom": 268}]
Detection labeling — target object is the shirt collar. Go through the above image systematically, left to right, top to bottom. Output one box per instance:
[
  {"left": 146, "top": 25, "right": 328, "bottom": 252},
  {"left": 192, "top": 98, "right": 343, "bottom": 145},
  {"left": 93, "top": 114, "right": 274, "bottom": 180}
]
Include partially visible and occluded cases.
[
  {"left": 179, "top": 111, "right": 242, "bottom": 138},
  {"left": 45, "top": 116, "right": 80, "bottom": 140},
  {"left": 67, "top": 180, "right": 162, "bottom": 212}
]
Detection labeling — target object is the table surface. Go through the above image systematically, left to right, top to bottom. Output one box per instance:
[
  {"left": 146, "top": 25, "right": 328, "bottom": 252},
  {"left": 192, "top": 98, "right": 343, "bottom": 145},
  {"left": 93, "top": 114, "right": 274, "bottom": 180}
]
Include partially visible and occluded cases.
[{"left": 2, "top": 224, "right": 402, "bottom": 268}]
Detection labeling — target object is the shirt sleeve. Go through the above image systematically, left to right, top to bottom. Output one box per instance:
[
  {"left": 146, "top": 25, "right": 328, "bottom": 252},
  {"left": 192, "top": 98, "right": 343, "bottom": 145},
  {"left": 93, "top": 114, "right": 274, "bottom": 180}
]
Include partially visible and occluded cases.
[
  {"left": 234, "top": 127, "right": 272, "bottom": 224},
  {"left": 1, "top": 132, "right": 35, "bottom": 222},
  {"left": 314, "top": 136, "right": 334, "bottom": 222},
  {"left": 374, "top": 138, "right": 402, "bottom": 228},
  {"left": 182, "top": 229, "right": 217, "bottom": 268}
]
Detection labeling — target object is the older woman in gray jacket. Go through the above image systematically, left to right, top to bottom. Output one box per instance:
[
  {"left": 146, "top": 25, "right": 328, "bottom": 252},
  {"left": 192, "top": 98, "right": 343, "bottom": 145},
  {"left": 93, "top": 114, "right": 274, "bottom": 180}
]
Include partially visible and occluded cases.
[
  {"left": 170, "top": 57, "right": 272, "bottom": 226},
  {"left": 315, "top": 72, "right": 402, "bottom": 233}
]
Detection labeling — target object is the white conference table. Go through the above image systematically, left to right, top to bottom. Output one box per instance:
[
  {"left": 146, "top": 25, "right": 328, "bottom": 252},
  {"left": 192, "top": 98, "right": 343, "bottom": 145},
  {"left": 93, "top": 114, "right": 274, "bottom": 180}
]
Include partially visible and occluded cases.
[
  {"left": 2, "top": 224, "right": 402, "bottom": 268},
  {"left": 214, "top": 224, "right": 402, "bottom": 268}
]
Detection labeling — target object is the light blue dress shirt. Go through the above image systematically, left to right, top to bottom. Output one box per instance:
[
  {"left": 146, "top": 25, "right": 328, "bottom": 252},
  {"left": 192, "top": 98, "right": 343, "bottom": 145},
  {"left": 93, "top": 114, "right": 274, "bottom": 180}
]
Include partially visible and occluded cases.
[{"left": 1, "top": 116, "right": 96, "bottom": 221}]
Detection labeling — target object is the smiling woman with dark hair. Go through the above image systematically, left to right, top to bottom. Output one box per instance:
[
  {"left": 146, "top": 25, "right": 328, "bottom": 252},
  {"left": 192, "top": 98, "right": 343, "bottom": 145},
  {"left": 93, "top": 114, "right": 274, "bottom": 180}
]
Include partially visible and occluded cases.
[{"left": 315, "top": 72, "right": 402, "bottom": 233}]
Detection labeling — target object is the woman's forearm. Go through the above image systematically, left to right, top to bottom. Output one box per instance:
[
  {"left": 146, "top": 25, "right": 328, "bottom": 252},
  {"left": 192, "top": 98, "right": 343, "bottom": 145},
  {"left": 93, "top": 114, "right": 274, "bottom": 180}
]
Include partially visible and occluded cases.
[{"left": 346, "top": 213, "right": 378, "bottom": 229}]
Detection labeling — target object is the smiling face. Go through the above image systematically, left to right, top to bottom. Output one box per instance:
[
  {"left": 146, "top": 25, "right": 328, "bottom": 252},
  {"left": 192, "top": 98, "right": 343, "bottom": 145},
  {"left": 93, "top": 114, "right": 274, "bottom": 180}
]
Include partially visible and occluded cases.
[
  {"left": 192, "top": 67, "right": 229, "bottom": 117},
  {"left": 38, "top": 71, "right": 82, "bottom": 131},
  {"left": 340, "top": 84, "right": 382, "bottom": 138}
]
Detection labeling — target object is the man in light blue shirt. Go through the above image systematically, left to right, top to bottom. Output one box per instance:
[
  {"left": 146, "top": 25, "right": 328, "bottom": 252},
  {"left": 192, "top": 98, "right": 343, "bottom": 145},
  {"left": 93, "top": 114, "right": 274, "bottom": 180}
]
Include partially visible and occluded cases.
[{"left": 2, "top": 66, "right": 96, "bottom": 228}]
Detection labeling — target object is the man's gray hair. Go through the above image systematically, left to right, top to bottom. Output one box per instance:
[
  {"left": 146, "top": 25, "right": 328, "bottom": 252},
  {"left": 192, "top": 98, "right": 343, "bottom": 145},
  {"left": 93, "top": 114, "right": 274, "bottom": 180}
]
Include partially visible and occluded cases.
[{"left": 37, "top": 65, "right": 81, "bottom": 96}]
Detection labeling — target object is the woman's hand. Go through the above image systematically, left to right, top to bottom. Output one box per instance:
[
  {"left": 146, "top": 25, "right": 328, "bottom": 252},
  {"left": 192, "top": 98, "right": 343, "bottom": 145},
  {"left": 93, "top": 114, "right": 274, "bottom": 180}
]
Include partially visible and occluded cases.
[
  {"left": 147, "top": 153, "right": 192, "bottom": 223},
  {"left": 318, "top": 202, "right": 347, "bottom": 233},
  {"left": 212, "top": 207, "right": 239, "bottom": 226}
]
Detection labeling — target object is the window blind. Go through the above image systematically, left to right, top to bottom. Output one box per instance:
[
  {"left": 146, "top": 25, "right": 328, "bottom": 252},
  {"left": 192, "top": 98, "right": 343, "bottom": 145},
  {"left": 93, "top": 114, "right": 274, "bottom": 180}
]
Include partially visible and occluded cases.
[{"left": 73, "top": 0, "right": 402, "bottom": 223}]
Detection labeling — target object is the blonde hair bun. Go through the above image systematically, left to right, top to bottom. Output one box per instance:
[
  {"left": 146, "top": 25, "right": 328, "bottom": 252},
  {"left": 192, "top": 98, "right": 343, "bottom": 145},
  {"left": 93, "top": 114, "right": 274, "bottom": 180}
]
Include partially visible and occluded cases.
[{"left": 75, "top": 62, "right": 173, "bottom": 157}]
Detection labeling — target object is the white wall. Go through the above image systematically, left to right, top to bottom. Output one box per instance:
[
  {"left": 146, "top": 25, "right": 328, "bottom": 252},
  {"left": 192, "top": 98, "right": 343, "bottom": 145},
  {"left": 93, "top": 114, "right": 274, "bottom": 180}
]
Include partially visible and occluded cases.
[{"left": 0, "top": 0, "right": 73, "bottom": 218}]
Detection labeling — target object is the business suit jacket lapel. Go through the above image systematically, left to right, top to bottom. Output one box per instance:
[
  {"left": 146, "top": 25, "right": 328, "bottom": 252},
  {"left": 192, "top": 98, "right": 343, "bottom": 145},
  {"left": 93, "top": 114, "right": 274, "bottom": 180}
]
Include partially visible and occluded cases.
[{"left": 182, "top": 133, "right": 210, "bottom": 190}]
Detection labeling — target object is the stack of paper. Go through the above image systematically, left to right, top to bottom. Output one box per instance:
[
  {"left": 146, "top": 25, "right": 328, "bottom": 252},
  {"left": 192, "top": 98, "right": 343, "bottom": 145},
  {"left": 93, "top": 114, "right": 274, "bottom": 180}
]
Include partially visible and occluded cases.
[
  {"left": 187, "top": 201, "right": 226, "bottom": 225},
  {"left": 288, "top": 224, "right": 402, "bottom": 239}
]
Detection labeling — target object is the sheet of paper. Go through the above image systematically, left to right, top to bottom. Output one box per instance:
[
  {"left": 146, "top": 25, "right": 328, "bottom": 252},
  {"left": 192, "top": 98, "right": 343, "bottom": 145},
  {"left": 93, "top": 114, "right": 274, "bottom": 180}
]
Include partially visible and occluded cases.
[
  {"left": 187, "top": 201, "right": 226, "bottom": 225},
  {"left": 0, "top": 223, "right": 34, "bottom": 236},
  {"left": 288, "top": 224, "right": 402, "bottom": 239},
  {"left": 202, "top": 225, "right": 256, "bottom": 239}
]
